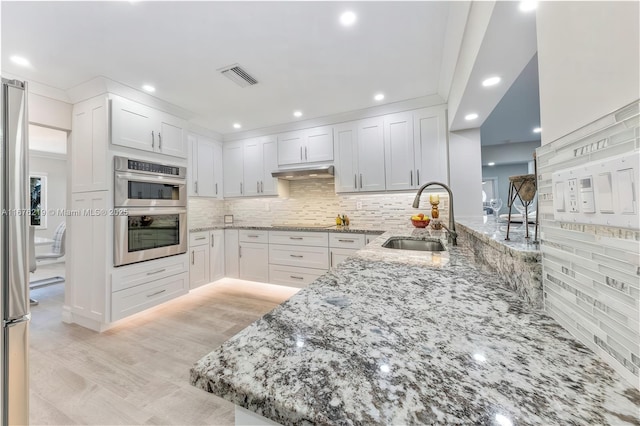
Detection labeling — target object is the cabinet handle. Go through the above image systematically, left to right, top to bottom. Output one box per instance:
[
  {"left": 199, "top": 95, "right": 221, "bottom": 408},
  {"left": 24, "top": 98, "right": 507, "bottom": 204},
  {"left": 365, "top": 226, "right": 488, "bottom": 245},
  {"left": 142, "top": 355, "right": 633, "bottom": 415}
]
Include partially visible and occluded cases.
[
  {"left": 151, "top": 131, "right": 155, "bottom": 148},
  {"left": 158, "top": 132, "right": 162, "bottom": 149},
  {"left": 300, "top": 146, "right": 303, "bottom": 160},
  {"left": 305, "top": 146, "right": 308, "bottom": 160},
  {"left": 417, "top": 169, "right": 420, "bottom": 186},
  {"left": 410, "top": 170, "right": 413, "bottom": 186},
  {"left": 354, "top": 174, "right": 357, "bottom": 189},
  {"left": 360, "top": 174, "right": 363, "bottom": 189},
  {"left": 194, "top": 181, "right": 198, "bottom": 194},
  {"left": 257, "top": 181, "right": 260, "bottom": 193},
  {"left": 260, "top": 181, "right": 263, "bottom": 193},
  {"left": 240, "top": 182, "right": 243, "bottom": 194},
  {"left": 215, "top": 183, "right": 218, "bottom": 195},
  {"left": 247, "top": 235, "right": 259, "bottom": 238},
  {"left": 195, "top": 236, "right": 206, "bottom": 240},
  {"left": 211, "top": 236, "right": 215, "bottom": 247},
  {"left": 289, "top": 237, "right": 303, "bottom": 240},
  {"left": 338, "top": 239, "right": 354, "bottom": 243},
  {"left": 239, "top": 245, "right": 242, "bottom": 258},
  {"left": 191, "top": 250, "right": 194, "bottom": 264},
  {"left": 330, "top": 251, "right": 333, "bottom": 268},
  {"left": 290, "top": 254, "right": 303, "bottom": 258},
  {"left": 146, "top": 268, "right": 166, "bottom": 276},
  {"left": 290, "top": 275, "right": 304, "bottom": 280},
  {"left": 146, "top": 289, "right": 166, "bottom": 298}
]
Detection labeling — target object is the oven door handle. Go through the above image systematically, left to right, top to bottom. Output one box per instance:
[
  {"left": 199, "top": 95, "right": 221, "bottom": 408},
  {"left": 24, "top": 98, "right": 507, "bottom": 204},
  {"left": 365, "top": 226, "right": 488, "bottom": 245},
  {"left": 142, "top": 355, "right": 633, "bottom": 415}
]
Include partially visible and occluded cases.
[
  {"left": 115, "top": 171, "right": 186, "bottom": 187},
  {"left": 124, "top": 207, "right": 188, "bottom": 216}
]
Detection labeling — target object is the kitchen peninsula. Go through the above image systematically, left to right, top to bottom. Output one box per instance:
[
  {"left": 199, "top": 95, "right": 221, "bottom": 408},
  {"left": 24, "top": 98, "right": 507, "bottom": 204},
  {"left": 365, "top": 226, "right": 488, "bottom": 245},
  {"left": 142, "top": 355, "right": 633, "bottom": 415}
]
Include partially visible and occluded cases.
[{"left": 191, "top": 228, "right": 639, "bottom": 425}]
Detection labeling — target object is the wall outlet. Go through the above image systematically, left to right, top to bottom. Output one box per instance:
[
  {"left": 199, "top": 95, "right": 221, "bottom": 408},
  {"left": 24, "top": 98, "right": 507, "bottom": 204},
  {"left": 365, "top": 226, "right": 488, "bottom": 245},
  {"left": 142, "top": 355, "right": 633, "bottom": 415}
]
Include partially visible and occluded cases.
[
  {"left": 568, "top": 178, "right": 579, "bottom": 212},
  {"left": 356, "top": 201, "right": 362, "bottom": 210}
]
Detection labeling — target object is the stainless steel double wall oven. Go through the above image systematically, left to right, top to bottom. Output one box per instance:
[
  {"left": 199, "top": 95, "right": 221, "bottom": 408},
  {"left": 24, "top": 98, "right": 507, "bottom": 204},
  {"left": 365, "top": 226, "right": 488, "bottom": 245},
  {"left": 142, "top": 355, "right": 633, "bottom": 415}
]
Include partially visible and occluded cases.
[{"left": 114, "top": 156, "right": 187, "bottom": 266}]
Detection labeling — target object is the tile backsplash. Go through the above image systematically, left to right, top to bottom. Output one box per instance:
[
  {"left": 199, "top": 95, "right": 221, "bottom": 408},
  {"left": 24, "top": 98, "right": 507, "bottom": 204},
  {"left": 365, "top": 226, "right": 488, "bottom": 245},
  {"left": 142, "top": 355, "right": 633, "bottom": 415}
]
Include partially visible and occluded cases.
[
  {"left": 537, "top": 100, "right": 640, "bottom": 389},
  {"left": 189, "top": 179, "right": 448, "bottom": 231}
]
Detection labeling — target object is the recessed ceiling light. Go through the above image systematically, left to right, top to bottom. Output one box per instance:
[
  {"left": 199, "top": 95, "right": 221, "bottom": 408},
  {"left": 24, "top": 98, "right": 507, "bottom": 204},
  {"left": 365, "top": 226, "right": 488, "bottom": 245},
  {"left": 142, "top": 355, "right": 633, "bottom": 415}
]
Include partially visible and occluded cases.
[
  {"left": 519, "top": 1, "right": 538, "bottom": 12},
  {"left": 340, "top": 11, "right": 357, "bottom": 26},
  {"left": 10, "top": 55, "right": 30, "bottom": 67},
  {"left": 482, "top": 76, "right": 501, "bottom": 87},
  {"left": 142, "top": 84, "right": 156, "bottom": 93},
  {"left": 374, "top": 93, "right": 385, "bottom": 101},
  {"left": 293, "top": 111, "right": 303, "bottom": 118},
  {"left": 465, "top": 113, "right": 479, "bottom": 121},
  {"left": 233, "top": 123, "right": 241, "bottom": 129},
  {"left": 533, "top": 127, "right": 542, "bottom": 133},
  {"left": 488, "top": 162, "right": 496, "bottom": 166}
]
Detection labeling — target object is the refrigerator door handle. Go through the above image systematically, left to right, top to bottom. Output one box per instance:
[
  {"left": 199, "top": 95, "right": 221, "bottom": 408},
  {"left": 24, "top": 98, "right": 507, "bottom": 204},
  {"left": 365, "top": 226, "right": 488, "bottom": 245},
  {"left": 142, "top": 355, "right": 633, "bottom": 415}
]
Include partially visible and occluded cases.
[
  {"left": 3, "top": 81, "right": 30, "bottom": 321},
  {"left": 3, "top": 314, "right": 31, "bottom": 327}
]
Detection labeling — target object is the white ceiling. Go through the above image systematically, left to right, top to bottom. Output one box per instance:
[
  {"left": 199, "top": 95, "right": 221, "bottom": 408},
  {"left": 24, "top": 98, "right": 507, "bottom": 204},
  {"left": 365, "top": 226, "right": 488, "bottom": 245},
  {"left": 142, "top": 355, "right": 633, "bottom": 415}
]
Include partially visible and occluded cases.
[{"left": 1, "top": 1, "right": 451, "bottom": 134}]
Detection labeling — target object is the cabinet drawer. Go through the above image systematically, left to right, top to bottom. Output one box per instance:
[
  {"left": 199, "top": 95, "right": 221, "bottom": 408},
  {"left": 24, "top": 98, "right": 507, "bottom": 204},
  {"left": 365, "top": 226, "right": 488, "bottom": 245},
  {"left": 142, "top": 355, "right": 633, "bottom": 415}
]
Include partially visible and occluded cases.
[
  {"left": 239, "top": 230, "right": 269, "bottom": 244},
  {"left": 189, "top": 231, "right": 210, "bottom": 247},
  {"left": 268, "top": 231, "right": 328, "bottom": 247},
  {"left": 329, "top": 233, "right": 365, "bottom": 249},
  {"left": 269, "top": 244, "right": 329, "bottom": 269},
  {"left": 330, "top": 248, "right": 359, "bottom": 269},
  {"left": 111, "top": 255, "right": 188, "bottom": 292},
  {"left": 269, "top": 264, "right": 326, "bottom": 288},
  {"left": 111, "top": 272, "right": 188, "bottom": 322}
]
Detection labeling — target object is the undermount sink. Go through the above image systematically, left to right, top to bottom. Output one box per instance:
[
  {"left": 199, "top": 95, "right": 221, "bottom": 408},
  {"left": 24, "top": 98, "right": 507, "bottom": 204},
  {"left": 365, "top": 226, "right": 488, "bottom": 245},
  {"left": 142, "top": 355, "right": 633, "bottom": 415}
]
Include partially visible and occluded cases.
[{"left": 382, "top": 237, "right": 446, "bottom": 252}]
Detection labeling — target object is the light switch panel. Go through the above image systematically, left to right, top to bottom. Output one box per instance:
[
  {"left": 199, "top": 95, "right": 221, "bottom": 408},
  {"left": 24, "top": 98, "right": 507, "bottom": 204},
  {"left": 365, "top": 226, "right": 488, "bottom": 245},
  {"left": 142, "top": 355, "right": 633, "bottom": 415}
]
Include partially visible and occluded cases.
[
  {"left": 617, "top": 168, "right": 636, "bottom": 214},
  {"left": 596, "top": 172, "right": 614, "bottom": 213},
  {"left": 579, "top": 176, "right": 595, "bottom": 213},
  {"left": 554, "top": 181, "right": 566, "bottom": 212}
]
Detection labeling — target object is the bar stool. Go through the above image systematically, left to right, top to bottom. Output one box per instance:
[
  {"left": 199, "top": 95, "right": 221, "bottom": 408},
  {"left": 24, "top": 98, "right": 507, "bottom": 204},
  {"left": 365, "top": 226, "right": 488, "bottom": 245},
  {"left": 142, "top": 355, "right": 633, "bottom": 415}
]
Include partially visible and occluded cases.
[{"left": 505, "top": 173, "right": 537, "bottom": 241}]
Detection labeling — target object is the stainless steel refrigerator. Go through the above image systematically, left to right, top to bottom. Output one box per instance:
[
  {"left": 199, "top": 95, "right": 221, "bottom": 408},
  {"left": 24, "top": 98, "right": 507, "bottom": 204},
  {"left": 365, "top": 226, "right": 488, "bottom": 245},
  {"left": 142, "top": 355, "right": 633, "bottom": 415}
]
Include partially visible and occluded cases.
[{"left": 1, "top": 78, "right": 30, "bottom": 425}]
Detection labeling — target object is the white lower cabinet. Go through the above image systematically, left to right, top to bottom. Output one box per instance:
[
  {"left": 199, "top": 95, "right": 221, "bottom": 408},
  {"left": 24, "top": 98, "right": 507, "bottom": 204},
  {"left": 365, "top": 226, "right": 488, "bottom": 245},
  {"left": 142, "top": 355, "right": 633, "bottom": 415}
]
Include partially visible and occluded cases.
[
  {"left": 225, "top": 229, "right": 240, "bottom": 278},
  {"left": 210, "top": 230, "right": 225, "bottom": 282},
  {"left": 239, "top": 230, "right": 269, "bottom": 282},
  {"left": 189, "top": 232, "right": 211, "bottom": 289},
  {"left": 329, "top": 233, "right": 365, "bottom": 270},
  {"left": 268, "top": 244, "right": 329, "bottom": 270},
  {"left": 110, "top": 255, "right": 189, "bottom": 322},
  {"left": 268, "top": 264, "right": 326, "bottom": 288}
]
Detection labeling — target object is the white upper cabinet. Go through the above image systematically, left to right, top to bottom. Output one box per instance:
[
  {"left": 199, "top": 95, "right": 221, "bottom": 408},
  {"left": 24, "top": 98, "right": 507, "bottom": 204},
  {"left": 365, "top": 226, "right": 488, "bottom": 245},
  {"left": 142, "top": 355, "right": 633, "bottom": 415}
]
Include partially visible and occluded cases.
[
  {"left": 71, "top": 95, "right": 109, "bottom": 193},
  {"left": 111, "top": 95, "right": 187, "bottom": 158},
  {"left": 413, "top": 106, "right": 448, "bottom": 185},
  {"left": 384, "top": 111, "right": 415, "bottom": 191},
  {"left": 357, "top": 117, "right": 386, "bottom": 192},
  {"left": 334, "top": 118, "right": 385, "bottom": 193},
  {"left": 277, "top": 125, "right": 333, "bottom": 166},
  {"left": 188, "top": 133, "right": 223, "bottom": 198},
  {"left": 226, "top": 136, "right": 278, "bottom": 198},
  {"left": 223, "top": 141, "right": 244, "bottom": 197}
]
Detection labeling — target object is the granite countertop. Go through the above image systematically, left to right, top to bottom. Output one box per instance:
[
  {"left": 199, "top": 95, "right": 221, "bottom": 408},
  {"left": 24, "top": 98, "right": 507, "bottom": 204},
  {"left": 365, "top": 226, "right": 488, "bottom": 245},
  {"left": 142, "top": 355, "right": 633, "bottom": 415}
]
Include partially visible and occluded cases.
[
  {"left": 456, "top": 216, "right": 541, "bottom": 255},
  {"left": 189, "top": 224, "right": 386, "bottom": 235},
  {"left": 190, "top": 228, "right": 639, "bottom": 425}
]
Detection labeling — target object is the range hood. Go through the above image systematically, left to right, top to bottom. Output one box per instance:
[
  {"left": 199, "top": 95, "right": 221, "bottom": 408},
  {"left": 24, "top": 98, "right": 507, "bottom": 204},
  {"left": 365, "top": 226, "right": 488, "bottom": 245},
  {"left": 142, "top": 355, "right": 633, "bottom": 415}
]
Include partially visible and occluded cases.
[{"left": 271, "top": 165, "right": 334, "bottom": 180}]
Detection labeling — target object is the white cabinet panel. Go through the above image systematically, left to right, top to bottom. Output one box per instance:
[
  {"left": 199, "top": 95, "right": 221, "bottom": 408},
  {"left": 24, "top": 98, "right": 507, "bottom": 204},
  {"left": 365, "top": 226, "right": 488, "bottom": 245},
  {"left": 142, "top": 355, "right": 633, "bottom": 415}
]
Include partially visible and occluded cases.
[
  {"left": 71, "top": 96, "right": 109, "bottom": 193},
  {"left": 111, "top": 96, "right": 156, "bottom": 153},
  {"left": 414, "top": 107, "right": 448, "bottom": 185},
  {"left": 384, "top": 111, "right": 415, "bottom": 191},
  {"left": 158, "top": 116, "right": 187, "bottom": 158},
  {"left": 357, "top": 117, "right": 386, "bottom": 192},
  {"left": 333, "top": 122, "right": 359, "bottom": 193},
  {"left": 306, "top": 125, "right": 334, "bottom": 163},
  {"left": 277, "top": 131, "right": 305, "bottom": 166},
  {"left": 261, "top": 136, "right": 278, "bottom": 195},
  {"left": 243, "top": 138, "right": 262, "bottom": 197},
  {"left": 196, "top": 139, "right": 217, "bottom": 197},
  {"left": 223, "top": 142, "right": 244, "bottom": 197},
  {"left": 213, "top": 143, "right": 224, "bottom": 198},
  {"left": 224, "top": 229, "right": 240, "bottom": 278},
  {"left": 210, "top": 230, "right": 225, "bottom": 282},
  {"left": 239, "top": 230, "right": 269, "bottom": 244},
  {"left": 268, "top": 231, "right": 328, "bottom": 247},
  {"left": 329, "top": 233, "right": 365, "bottom": 249},
  {"left": 239, "top": 242, "right": 269, "bottom": 282},
  {"left": 269, "top": 244, "right": 329, "bottom": 270},
  {"left": 189, "top": 245, "right": 210, "bottom": 289},
  {"left": 330, "top": 248, "right": 358, "bottom": 269},
  {"left": 111, "top": 255, "right": 188, "bottom": 293},
  {"left": 269, "top": 264, "right": 325, "bottom": 288}
]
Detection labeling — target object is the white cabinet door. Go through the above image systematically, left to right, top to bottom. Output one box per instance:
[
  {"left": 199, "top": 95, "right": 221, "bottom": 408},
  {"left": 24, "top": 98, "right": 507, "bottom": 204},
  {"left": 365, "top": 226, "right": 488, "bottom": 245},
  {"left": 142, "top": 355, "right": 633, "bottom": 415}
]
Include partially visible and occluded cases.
[
  {"left": 71, "top": 96, "right": 109, "bottom": 193},
  {"left": 111, "top": 96, "right": 156, "bottom": 153},
  {"left": 414, "top": 107, "right": 448, "bottom": 185},
  {"left": 384, "top": 111, "right": 415, "bottom": 191},
  {"left": 158, "top": 115, "right": 187, "bottom": 158},
  {"left": 357, "top": 117, "right": 386, "bottom": 192},
  {"left": 334, "top": 122, "right": 359, "bottom": 193},
  {"left": 305, "top": 125, "right": 333, "bottom": 163},
  {"left": 277, "top": 130, "right": 304, "bottom": 166},
  {"left": 187, "top": 133, "right": 198, "bottom": 197},
  {"left": 261, "top": 135, "right": 278, "bottom": 195},
  {"left": 196, "top": 137, "right": 217, "bottom": 197},
  {"left": 243, "top": 137, "right": 262, "bottom": 197},
  {"left": 223, "top": 141, "right": 244, "bottom": 197},
  {"left": 212, "top": 142, "right": 224, "bottom": 199},
  {"left": 224, "top": 229, "right": 239, "bottom": 278},
  {"left": 210, "top": 230, "right": 225, "bottom": 281},
  {"left": 239, "top": 242, "right": 269, "bottom": 282},
  {"left": 189, "top": 245, "right": 210, "bottom": 289},
  {"left": 330, "top": 248, "right": 358, "bottom": 270}
]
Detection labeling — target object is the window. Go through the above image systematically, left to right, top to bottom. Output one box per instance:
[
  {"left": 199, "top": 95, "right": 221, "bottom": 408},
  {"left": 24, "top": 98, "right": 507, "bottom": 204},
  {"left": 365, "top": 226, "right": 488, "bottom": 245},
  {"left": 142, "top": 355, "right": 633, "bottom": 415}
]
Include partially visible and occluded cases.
[{"left": 29, "top": 174, "right": 47, "bottom": 229}]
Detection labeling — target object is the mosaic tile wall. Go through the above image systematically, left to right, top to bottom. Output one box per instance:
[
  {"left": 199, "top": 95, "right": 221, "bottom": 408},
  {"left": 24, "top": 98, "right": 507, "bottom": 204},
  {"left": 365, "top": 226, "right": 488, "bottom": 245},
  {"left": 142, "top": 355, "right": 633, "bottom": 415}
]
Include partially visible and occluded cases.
[
  {"left": 537, "top": 101, "right": 640, "bottom": 388},
  {"left": 224, "top": 179, "right": 449, "bottom": 230},
  {"left": 188, "top": 197, "right": 225, "bottom": 229}
]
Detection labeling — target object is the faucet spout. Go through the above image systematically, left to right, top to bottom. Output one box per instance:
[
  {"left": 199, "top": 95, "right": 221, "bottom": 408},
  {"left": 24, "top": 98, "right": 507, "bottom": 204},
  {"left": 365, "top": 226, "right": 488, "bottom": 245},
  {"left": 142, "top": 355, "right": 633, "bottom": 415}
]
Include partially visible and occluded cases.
[{"left": 412, "top": 181, "right": 457, "bottom": 246}]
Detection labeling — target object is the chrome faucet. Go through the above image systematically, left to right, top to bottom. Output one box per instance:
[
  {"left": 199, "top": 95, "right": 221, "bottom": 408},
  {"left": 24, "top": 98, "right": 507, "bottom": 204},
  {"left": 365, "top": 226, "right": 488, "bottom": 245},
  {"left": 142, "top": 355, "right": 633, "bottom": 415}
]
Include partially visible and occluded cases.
[{"left": 412, "top": 181, "right": 457, "bottom": 246}]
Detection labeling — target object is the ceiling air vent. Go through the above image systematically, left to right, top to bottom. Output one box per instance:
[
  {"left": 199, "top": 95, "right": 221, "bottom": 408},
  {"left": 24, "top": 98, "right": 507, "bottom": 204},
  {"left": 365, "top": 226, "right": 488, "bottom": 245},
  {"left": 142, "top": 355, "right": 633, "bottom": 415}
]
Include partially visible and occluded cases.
[{"left": 218, "top": 63, "right": 258, "bottom": 88}]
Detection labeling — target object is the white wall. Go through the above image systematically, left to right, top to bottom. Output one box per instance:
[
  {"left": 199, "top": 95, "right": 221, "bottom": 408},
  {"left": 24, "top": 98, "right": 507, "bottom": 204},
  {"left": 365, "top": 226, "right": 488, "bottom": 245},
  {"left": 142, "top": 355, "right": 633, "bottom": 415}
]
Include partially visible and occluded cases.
[
  {"left": 536, "top": 1, "right": 640, "bottom": 145},
  {"left": 448, "top": 128, "right": 483, "bottom": 218},
  {"left": 481, "top": 140, "right": 540, "bottom": 166},
  {"left": 481, "top": 163, "right": 529, "bottom": 215}
]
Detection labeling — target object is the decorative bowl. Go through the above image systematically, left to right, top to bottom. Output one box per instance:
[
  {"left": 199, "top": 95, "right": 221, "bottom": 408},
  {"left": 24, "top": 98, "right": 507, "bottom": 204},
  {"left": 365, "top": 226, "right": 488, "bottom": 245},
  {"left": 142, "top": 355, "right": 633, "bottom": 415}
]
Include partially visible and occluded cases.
[{"left": 411, "top": 218, "right": 430, "bottom": 228}]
